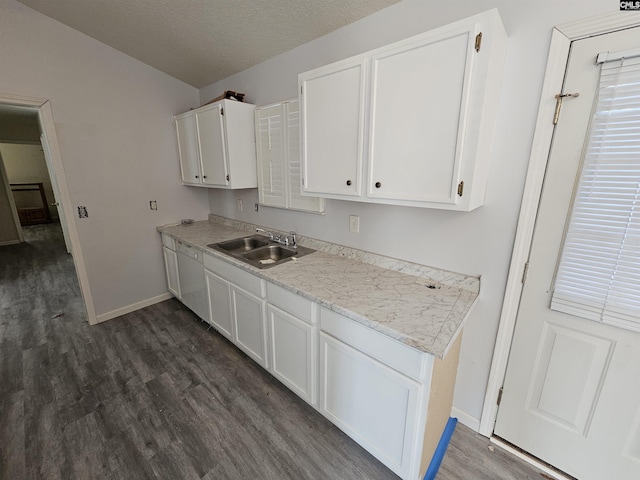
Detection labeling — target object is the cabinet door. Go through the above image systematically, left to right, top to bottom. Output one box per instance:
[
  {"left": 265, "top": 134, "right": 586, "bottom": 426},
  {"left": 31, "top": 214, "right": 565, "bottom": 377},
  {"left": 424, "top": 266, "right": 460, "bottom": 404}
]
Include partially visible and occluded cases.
[
  {"left": 367, "top": 25, "right": 477, "bottom": 204},
  {"left": 300, "top": 59, "right": 366, "bottom": 197},
  {"left": 256, "top": 104, "right": 286, "bottom": 207},
  {"left": 196, "top": 105, "right": 229, "bottom": 187},
  {"left": 175, "top": 113, "right": 201, "bottom": 185},
  {"left": 162, "top": 246, "right": 181, "bottom": 299},
  {"left": 205, "top": 270, "right": 233, "bottom": 340},
  {"left": 232, "top": 286, "right": 267, "bottom": 368},
  {"left": 267, "top": 304, "right": 315, "bottom": 404},
  {"left": 319, "top": 332, "right": 419, "bottom": 478}
]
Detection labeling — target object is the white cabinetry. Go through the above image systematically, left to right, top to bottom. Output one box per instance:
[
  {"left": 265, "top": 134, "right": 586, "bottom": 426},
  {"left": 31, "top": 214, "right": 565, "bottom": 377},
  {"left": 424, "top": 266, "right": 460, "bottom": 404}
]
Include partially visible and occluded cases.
[
  {"left": 299, "top": 9, "right": 506, "bottom": 211},
  {"left": 300, "top": 61, "right": 366, "bottom": 197},
  {"left": 175, "top": 99, "right": 257, "bottom": 189},
  {"left": 255, "top": 100, "right": 324, "bottom": 213},
  {"left": 161, "top": 234, "right": 181, "bottom": 299},
  {"left": 163, "top": 236, "right": 463, "bottom": 480},
  {"left": 203, "top": 253, "right": 268, "bottom": 368},
  {"left": 204, "top": 270, "right": 233, "bottom": 340},
  {"left": 266, "top": 282, "right": 317, "bottom": 405},
  {"left": 319, "top": 308, "right": 424, "bottom": 479}
]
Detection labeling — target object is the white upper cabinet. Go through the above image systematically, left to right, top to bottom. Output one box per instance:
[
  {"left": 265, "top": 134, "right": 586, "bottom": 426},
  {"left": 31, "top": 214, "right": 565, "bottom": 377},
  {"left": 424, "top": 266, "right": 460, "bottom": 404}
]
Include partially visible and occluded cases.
[
  {"left": 299, "top": 9, "right": 507, "bottom": 211},
  {"left": 300, "top": 61, "right": 366, "bottom": 197},
  {"left": 175, "top": 99, "right": 257, "bottom": 189},
  {"left": 256, "top": 99, "right": 324, "bottom": 213},
  {"left": 175, "top": 113, "right": 200, "bottom": 185}
]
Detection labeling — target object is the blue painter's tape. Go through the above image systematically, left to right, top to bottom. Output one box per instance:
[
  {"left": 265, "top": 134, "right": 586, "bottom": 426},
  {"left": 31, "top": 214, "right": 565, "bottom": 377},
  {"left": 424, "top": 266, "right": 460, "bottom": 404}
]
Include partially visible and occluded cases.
[{"left": 424, "top": 417, "right": 458, "bottom": 480}]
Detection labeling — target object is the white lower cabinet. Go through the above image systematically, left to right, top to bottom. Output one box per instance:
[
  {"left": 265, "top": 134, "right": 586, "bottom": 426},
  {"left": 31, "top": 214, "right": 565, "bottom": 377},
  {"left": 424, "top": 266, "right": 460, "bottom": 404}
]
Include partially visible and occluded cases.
[
  {"left": 161, "top": 235, "right": 181, "bottom": 299},
  {"left": 160, "top": 243, "right": 463, "bottom": 480},
  {"left": 162, "top": 246, "right": 181, "bottom": 299},
  {"left": 203, "top": 252, "right": 268, "bottom": 368},
  {"left": 204, "top": 270, "right": 233, "bottom": 340},
  {"left": 266, "top": 282, "right": 317, "bottom": 405},
  {"left": 231, "top": 285, "right": 267, "bottom": 368},
  {"left": 319, "top": 332, "right": 420, "bottom": 478}
]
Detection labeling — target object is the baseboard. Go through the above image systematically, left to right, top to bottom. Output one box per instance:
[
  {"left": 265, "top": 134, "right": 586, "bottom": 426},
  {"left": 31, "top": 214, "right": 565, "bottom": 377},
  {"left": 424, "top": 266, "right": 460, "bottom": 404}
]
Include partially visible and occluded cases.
[
  {"left": 0, "top": 239, "right": 21, "bottom": 246},
  {"left": 95, "top": 292, "right": 174, "bottom": 324},
  {"left": 450, "top": 407, "right": 480, "bottom": 432}
]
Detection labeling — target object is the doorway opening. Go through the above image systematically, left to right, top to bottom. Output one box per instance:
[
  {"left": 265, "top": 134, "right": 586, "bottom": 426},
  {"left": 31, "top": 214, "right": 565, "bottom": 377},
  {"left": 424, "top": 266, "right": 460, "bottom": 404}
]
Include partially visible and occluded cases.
[{"left": 0, "top": 95, "right": 96, "bottom": 324}]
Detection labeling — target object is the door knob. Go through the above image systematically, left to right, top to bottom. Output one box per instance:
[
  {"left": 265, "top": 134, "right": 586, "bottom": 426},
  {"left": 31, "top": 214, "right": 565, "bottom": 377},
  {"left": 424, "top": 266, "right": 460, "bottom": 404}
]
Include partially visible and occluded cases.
[
  {"left": 346, "top": 180, "right": 352, "bottom": 186},
  {"left": 375, "top": 182, "right": 382, "bottom": 188}
]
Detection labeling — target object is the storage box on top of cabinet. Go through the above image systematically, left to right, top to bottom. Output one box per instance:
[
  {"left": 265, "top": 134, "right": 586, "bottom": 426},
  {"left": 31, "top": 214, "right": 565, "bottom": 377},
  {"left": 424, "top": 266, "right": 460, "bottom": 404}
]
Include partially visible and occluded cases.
[
  {"left": 299, "top": 9, "right": 507, "bottom": 211},
  {"left": 175, "top": 99, "right": 257, "bottom": 189}
]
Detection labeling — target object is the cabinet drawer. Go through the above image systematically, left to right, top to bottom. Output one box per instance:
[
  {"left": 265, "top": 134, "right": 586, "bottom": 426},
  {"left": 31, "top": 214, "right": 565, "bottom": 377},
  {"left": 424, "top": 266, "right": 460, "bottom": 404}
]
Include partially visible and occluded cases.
[
  {"left": 161, "top": 234, "right": 176, "bottom": 250},
  {"left": 176, "top": 240, "right": 202, "bottom": 263},
  {"left": 203, "top": 252, "right": 265, "bottom": 298},
  {"left": 266, "top": 282, "right": 316, "bottom": 324},
  {"left": 320, "top": 308, "right": 425, "bottom": 381}
]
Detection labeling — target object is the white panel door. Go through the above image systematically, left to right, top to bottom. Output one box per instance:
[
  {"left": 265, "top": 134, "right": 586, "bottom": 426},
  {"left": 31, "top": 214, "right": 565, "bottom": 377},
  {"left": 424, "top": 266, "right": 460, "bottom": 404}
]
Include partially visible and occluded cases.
[
  {"left": 368, "top": 26, "right": 474, "bottom": 204},
  {"left": 495, "top": 27, "right": 640, "bottom": 480},
  {"left": 300, "top": 59, "right": 366, "bottom": 197},
  {"left": 196, "top": 105, "right": 229, "bottom": 187},
  {"left": 175, "top": 113, "right": 201, "bottom": 185},
  {"left": 205, "top": 270, "right": 233, "bottom": 340},
  {"left": 231, "top": 286, "right": 267, "bottom": 368},
  {"left": 267, "top": 304, "right": 315, "bottom": 404},
  {"left": 319, "top": 332, "right": 419, "bottom": 478}
]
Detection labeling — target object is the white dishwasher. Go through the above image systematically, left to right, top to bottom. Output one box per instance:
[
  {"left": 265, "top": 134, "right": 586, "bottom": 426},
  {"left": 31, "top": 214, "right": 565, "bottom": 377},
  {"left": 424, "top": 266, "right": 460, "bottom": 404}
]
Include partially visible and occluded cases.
[{"left": 176, "top": 240, "right": 210, "bottom": 322}]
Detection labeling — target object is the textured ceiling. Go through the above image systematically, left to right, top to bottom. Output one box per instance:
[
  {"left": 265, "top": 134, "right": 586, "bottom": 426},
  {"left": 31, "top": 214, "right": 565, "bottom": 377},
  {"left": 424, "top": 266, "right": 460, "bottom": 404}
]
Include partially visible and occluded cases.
[{"left": 17, "top": 0, "right": 401, "bottom": 88}]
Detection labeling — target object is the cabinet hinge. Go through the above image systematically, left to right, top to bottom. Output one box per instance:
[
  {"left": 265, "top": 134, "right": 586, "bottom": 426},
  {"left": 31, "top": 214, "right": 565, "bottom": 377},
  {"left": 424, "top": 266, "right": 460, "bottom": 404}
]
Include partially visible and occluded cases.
[
  {"left": 475, "top": 32, "right": 482, "bottom": 52},
  {"left": 300, "top": 85, "right": 303, "bottom": 95},
  {"left": 553, "top": 93, "right": 580, "bottom": 125},
  {"left": 220, "top": 107, "right": 224, "bottom": 116},
  {"left": 226, "top": 174, "right": 230, "bottom": 182},
  {"left": 457, "top": 181, "right": 464, "bottom": 197},
  {"left": 521, "top": 261, "right": 530, "bottom": 284},
  {"left": 497, "top": 386, "right": 504, "bottom": 406}
]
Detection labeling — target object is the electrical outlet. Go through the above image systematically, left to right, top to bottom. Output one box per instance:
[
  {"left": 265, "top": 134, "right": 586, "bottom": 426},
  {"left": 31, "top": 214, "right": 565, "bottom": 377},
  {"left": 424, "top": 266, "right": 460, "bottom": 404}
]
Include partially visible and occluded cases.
[
  {"left": 237, "top": 199, "right": 243, "bottom": 211},
  {"left": 150, "top": 200, "right": 157, "bottom": 211},
  {"left": 78, "top": 206, "right": 88, "bottom": 218},
  {"left": 349, "top": 215, "right": 360, "bottom": 233}
]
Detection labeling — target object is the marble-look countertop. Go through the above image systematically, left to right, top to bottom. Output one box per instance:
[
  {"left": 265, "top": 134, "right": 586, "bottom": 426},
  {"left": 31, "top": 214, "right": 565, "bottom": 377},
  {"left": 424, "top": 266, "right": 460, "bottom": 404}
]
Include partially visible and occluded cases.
[{"left": 157, "top": 217, "right": 480, "bottom": 359}]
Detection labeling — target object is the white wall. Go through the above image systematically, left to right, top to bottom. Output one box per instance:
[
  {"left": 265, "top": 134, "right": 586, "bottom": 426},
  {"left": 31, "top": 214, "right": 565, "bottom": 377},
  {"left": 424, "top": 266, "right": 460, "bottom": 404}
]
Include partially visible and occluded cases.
[
  {"left": 0, "top": 0, "right": 210, "bottom": 318},
  {"left": 200, "top": 0, "right": 613, "bottom": 427}
]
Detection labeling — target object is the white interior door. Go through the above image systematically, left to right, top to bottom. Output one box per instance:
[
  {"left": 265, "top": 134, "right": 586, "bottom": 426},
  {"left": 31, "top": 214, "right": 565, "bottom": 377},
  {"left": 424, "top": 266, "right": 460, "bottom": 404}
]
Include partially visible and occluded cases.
[
  {"left": 494, "top": 27, "right": 640, "bottom": 480},
  {"left": 40, "top": 132, "right": 71, "bottom": 253}
]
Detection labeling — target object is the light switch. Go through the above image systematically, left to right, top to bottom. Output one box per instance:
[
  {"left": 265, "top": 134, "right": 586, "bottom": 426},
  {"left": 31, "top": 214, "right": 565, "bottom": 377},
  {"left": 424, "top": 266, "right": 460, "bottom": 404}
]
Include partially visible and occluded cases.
[{"left": 349, "top": 215, "right": 360, "bottom": 233}]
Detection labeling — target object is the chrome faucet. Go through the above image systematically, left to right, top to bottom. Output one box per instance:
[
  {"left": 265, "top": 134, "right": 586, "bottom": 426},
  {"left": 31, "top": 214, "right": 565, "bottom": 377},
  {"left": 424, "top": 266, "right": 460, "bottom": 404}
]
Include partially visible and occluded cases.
[
  {"left": 255, "top": 228, "right": 275, "bottom": 241},
  {"left": 256, "top": 228, "right": 298, "bottom": 249}
]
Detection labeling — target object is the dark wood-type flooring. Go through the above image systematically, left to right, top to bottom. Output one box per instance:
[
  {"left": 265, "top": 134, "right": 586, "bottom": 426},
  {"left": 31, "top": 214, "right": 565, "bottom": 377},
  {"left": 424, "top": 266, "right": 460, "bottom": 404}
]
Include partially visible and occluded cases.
[{"left": 0, "top": 224, "right": 546, "bottom": 479}]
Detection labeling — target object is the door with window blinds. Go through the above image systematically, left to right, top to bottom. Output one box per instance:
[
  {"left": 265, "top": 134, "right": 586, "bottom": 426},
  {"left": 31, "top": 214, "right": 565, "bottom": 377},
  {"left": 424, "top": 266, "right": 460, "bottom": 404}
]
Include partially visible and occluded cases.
[{"left": 494, "top": 27, "right": 640, "bottom": 480}]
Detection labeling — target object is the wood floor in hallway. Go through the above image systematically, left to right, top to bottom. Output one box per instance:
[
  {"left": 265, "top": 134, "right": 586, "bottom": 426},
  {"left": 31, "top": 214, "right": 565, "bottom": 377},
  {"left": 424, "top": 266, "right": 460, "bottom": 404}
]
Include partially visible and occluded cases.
[{"left": 0, "top": 224, "right": 546, "bottom": 479}]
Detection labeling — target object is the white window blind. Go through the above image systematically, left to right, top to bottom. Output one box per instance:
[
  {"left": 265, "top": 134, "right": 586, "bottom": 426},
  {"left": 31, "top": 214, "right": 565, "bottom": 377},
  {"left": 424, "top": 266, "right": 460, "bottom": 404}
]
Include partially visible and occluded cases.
[{"left": 551, "top": 53, "right": 640, "bottom": 333}]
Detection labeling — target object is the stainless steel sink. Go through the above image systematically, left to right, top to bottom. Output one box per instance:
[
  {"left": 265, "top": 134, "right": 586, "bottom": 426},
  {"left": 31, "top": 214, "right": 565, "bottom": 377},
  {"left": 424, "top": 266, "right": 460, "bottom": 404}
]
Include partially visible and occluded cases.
[
  {"left": 208, "top": 235, "right": 315, "bottom": 269},
  {"left": 214, "top": 235, "right": 269, "bottom": 253},
  {"left": 243, "top": 245, "right": 298, "bottom": 263}
]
